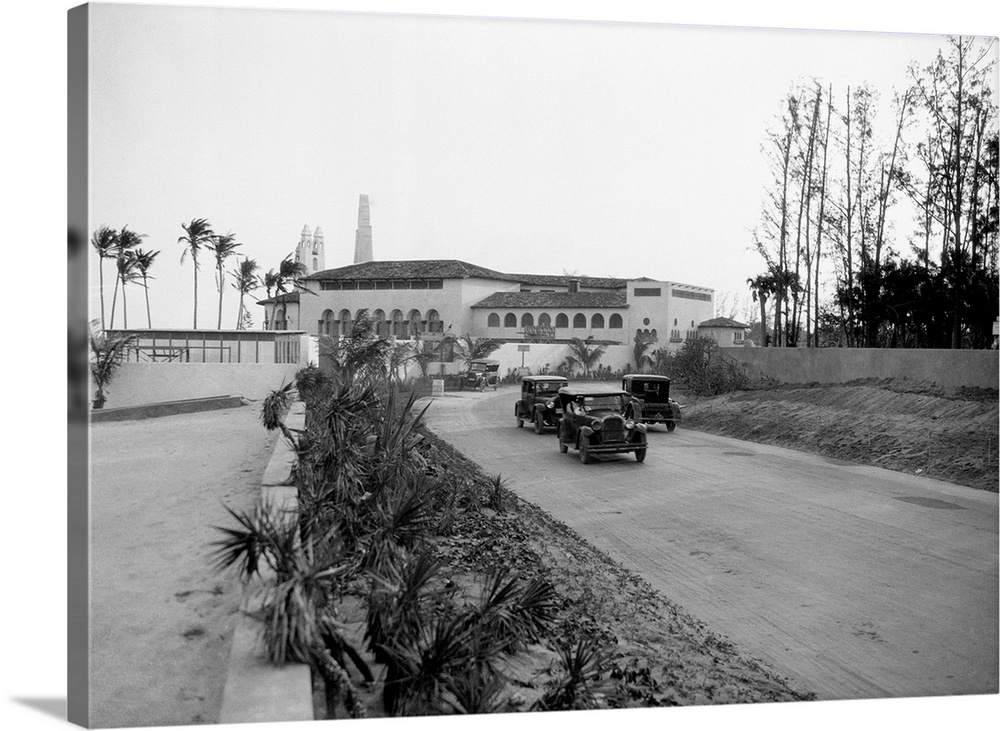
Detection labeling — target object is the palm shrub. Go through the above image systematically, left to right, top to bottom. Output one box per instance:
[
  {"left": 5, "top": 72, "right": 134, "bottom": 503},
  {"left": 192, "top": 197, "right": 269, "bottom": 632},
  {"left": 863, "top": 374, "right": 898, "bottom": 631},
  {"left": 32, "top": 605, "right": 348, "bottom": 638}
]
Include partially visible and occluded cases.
[
  {"left": 88, "top": 322, "right": 136, "bottom": 409},
  {"left": 210, "top": 503, "right": 369, "bottom": 718},
  {"left": 367, "top": 556, "right": 558, "bottom": 716},
  {"left": 532, "top": 637, "right": 610, "bottom": 711}
]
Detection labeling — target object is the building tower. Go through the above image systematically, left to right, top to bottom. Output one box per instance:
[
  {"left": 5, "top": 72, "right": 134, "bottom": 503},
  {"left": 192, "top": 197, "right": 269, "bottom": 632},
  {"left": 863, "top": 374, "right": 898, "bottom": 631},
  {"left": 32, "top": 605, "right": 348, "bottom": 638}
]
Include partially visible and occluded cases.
[
  {"left": 354, "top": 194, "right": 373, "bottom": 263},
  {"left": 295, "top": 224, "right": 326, "bottom": 275},
  {"left": 310, "top": 226, "right": 325, "bottom": 273}
]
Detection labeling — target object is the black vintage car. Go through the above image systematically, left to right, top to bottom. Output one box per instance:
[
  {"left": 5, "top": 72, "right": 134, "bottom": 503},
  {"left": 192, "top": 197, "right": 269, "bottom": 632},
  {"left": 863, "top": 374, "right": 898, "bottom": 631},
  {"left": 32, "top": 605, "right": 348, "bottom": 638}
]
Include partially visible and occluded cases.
[
  {"left": 459, "top": 359, "right": 501, "bottom": 391},
  {"left": 621, "top": 374, "right": 682, "bottom": 432},
  {"left": 515, "top": 375, "right": 568, "bottom": 433},
  {"left": 556, "top": 384, "right": 648, "bottom": 463}
]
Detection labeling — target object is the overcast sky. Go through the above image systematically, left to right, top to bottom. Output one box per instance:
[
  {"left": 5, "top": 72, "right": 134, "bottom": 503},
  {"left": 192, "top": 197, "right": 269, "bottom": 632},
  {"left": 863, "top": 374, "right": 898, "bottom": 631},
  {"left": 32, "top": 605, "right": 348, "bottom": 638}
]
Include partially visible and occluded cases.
[{"left": 84, "top": 1, "right": 998, "bottom": 330}]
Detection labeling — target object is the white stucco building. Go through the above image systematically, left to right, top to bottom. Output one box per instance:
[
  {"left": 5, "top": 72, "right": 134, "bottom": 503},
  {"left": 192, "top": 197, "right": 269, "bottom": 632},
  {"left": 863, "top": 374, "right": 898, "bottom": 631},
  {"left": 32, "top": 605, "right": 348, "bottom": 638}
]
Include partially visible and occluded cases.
[{"left": 258, "top": 258, "right": 715, "bottom": 355}]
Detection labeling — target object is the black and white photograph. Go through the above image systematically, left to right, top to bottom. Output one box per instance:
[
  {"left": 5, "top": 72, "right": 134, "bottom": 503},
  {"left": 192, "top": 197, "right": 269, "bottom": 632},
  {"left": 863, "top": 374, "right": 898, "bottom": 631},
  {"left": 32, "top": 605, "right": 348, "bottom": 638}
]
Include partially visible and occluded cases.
[{"left": 4, "top": 2, "right": 999, "bottom": 731}]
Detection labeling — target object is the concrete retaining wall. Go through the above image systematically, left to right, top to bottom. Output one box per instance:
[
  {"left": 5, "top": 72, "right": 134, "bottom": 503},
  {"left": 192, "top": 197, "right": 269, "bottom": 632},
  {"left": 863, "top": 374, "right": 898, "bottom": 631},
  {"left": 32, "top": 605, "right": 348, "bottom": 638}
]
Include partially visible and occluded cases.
[
  {"left": 720, "top": 347, "right": 999, "bottom": 390},
  {"left": 99, "top": 363, "right": 303, "bottom": 408}
]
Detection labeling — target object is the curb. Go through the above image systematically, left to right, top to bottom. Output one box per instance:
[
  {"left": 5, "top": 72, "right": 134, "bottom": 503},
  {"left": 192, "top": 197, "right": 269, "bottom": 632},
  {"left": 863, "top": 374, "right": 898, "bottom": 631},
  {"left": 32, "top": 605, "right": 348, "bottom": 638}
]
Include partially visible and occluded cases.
[
  {"left": 90, "top": 395, "right": 245, "bottom": 422},
  {"left": 218, "top": 401, "right": 314, "bottom": 724}
]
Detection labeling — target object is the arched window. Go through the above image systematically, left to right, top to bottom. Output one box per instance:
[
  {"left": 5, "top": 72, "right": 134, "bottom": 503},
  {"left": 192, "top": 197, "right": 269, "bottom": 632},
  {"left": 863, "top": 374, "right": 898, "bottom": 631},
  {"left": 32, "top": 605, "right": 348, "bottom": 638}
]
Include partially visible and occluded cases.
[
  {"left": 312, "top": 257, "right": 318, "bottom": 272},
  {"left": 274, "top": 307, "right": 286, "bottom": 330},
  {"left": 356, "top": 308, "right": 368, "bottom": 322},
  {"left": 320, "top": 309, "right": 334, "bottom": 335},
  {"left": 339, "top": 309, "right": 352, "bottom": 336},
  {"left": 372, "top": 309, "right": 386, "bottom": 338},
  {"left": 391, "top": 309, "right": 404, "bottom": 338},
  {"left": 408, "top": 309, "right": 422, "bottom": 337},
  {"left": 427, "top": 309, "right": 442, "bottom": 333},
  {"left": 488, "top": 312, "right": 501, "bottom": 328},
  {"left": 504, "top": 313, "right": 517, "bottom": 328},
  {"left": 521, "top": 313, "right": 534, "bottom": 328},
  {"left": 538, "top": 313, "right": 551, "bottom": 328},
  {"left": 555, "top": 313, "right": 569, "bottom": 328},
  {"left": 573, "top": 313, "right": 586, "bottom": 329},
  {"left": 591, "top": 313, "right": 605, "bottom": 329},
  {"left": 609, "top": 313, "right": 623, "bottom": 329}
]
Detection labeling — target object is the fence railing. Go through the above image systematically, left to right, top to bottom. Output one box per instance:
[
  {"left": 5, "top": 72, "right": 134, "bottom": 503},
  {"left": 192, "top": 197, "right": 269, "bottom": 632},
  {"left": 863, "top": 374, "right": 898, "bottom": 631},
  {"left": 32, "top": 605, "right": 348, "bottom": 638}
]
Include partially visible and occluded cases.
[{"left": 105, "top": 329, "right": 306, "bottom": 365}]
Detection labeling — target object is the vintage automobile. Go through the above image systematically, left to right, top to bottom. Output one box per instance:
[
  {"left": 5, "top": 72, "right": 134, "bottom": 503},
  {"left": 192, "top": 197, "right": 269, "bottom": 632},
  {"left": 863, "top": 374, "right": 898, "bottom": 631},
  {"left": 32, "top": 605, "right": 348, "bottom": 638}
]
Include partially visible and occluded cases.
[
  {"left": 459, "top": 358, "right": 501, "bottom": 391},
  {"left": 621, "top": 374, "right": 682, "bottom": 432},
  {"left": 515, "top": 375, "right": 568, "bottom": 433},
  {"left": 556, "top": 384, "right": 648, "bottom": 463}
]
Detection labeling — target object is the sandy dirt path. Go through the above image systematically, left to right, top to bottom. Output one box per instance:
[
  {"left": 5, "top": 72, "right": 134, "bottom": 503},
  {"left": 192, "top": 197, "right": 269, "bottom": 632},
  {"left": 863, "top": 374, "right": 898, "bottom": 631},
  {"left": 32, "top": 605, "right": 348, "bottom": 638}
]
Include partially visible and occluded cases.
[
  {"left": 421, "top": 387, "right": 998, "bottom": 701},
  {"left": 88, "top": 405, "right": 276, "bottom": 728}
]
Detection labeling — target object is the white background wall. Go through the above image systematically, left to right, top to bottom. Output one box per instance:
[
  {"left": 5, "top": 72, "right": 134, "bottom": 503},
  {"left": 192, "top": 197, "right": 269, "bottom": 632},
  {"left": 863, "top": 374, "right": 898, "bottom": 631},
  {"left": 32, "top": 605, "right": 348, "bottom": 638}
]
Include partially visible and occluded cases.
[{"left": 96, "top": 363, "right": 304, "bottom": 408}]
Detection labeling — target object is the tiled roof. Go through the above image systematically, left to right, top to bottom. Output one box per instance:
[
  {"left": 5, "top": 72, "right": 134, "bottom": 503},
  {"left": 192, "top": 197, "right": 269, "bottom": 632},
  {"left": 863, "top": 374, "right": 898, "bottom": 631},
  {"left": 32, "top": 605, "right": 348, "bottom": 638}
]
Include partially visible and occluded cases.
[
  {"left": 304, "top": 259, "right": 627, "bottom": 290},
  {"left": 305, "top": 259, "right": 510, "bottom": 282},
  {"left": 504, "top": 272, "right": 626, "bottom": 290},
  {"left": 256, "top": 291, "right": 301, "bottom": 306},
  {"left": 471, "top": 291, "right": 627, "bottom": 309},
  {"left": 699, "top": 317, "right": 748, "bottom": 329}
]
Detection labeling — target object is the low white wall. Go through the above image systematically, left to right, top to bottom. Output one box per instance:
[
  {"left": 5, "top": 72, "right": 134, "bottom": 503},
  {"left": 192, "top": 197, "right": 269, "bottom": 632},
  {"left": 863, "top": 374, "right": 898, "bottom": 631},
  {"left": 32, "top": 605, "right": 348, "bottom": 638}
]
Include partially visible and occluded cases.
[
  {"left": 491, "top": 342, "right": 635, "bottom": 375},
  {"left": 721, "top": 347, "right": 999, "bottom": 390},
  {"left": 98, "top": 363, "right": 303, "bottom": 409}
]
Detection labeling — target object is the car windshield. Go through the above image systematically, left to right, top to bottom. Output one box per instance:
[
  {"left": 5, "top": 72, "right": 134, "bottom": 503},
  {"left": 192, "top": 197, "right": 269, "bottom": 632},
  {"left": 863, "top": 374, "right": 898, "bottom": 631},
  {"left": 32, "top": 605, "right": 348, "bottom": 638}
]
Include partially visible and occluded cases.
[
  {"left": 637, "top": 381, "right": 667, "bottom": 399},
  {"left": 536, "top": 382, "right": 562, "bottom": 394},
  {"left": 580, "top": 395, "right": 624, "bottom": 412}
]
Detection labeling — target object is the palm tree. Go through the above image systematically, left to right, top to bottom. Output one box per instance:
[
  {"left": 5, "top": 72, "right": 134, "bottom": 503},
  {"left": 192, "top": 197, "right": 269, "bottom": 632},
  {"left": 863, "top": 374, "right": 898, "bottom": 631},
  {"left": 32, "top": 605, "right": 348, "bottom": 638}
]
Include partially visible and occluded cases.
[
  {"left": 178, "top": 218, "right": 215, "bottom": 328},
  {"left": 90, "top": 226, "right": 118, "bottom": 328},
  {"left": 108, "top": 227, "right": 145, "bottom": 329},
  {"left": 208, "top": 232, "right": 242, "bottom": 329},
  {"left": 134, "top": 248, "right": 160, "bottom": 328},
  {"left": 276, "top": 253, "right": 308, "bottom": 291},
  {"left": 267, "top": 254, "right": 308, "bottom": 330},
  {"left": 230, "top": 257, "right": 260, "bottom": 329},
  {"left": 262, "top": 269, "right": 279, "bottom": 329},
  {"left": 747, "top": 273, "right": 776, "bottom": 347},
  {"left": 451, "top": 334, "right": 502, "bottom": 367},
  {"left": 566, "top": 336, "right": 607, "bottom": 378},
  {"left": 632, "top": 336, "right": 652, "bottom": 373}
]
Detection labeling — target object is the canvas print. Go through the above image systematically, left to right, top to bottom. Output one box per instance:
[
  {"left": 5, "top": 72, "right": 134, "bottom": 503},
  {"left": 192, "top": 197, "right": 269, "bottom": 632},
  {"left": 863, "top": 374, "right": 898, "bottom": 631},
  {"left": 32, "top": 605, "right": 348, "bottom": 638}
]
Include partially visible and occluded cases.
[{"left": 68, "top": 2, "right": 998, "bottom": 729}]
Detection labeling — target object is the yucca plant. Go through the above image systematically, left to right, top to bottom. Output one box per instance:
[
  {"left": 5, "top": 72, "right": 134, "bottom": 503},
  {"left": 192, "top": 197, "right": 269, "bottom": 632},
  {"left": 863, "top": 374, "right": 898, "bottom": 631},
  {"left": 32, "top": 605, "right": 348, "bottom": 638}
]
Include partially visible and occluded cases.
[
  {"left": 260, "top": 381, "right": 294, "bottom": 433},
  {"left": 486, "top": 473, "right": 508, "bottom": 514},
  {"left": 362, "top": 475, "right": 437, "bottom": 576},
  {"left": 211, "top": 504, "right": 369, "bottom": 718},
  {"left": 461, "top": 569, "right": 559, "bottom": 660},
  {"left": 532, "top": 637, "right": 611, "bottom": 711},
  {"left": 441, "top": 661, "right": 509, "bottom": 714}
]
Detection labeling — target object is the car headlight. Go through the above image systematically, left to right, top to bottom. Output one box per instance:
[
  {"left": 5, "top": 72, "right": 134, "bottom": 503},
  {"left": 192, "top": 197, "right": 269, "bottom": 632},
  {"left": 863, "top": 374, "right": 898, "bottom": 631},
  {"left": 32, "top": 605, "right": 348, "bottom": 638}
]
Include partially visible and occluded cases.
[
  {"left": 546, "top": 401, "right": 554, "bottom": 409},
  {"left": 591, "top": 419, "right": 602, "bottom": 431},
  {"left": 625, "top": 419, "right": 635, "bottom": 430}
]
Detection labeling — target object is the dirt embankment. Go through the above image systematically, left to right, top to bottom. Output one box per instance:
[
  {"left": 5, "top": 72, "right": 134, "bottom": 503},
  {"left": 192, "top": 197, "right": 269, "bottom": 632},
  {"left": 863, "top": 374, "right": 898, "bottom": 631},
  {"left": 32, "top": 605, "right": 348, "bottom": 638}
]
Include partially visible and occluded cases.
[{"left": 679, "top": 378, "right": 999, "bottom": 493}]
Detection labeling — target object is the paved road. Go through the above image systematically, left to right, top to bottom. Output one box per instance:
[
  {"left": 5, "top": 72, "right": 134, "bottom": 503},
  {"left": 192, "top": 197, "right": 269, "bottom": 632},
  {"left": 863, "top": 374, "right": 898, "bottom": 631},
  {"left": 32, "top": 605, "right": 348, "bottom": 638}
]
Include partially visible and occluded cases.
[{"left": 420, "top": 387, "right": 998, "bottom": 701}]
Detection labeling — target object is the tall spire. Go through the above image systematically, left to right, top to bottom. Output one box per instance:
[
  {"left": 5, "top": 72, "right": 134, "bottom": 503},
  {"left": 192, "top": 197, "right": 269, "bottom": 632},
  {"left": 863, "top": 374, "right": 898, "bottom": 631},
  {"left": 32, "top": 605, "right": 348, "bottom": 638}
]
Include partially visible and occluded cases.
[{"left": 354, "top": 194, "right": 373, "bottom": 264}]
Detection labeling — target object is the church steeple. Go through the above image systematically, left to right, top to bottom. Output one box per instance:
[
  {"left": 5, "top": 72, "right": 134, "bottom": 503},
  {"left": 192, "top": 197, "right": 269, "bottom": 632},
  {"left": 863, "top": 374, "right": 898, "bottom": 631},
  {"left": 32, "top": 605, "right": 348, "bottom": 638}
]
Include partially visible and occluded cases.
[{"left": 354, "top": 194, "right": 373, "bottom": 264}]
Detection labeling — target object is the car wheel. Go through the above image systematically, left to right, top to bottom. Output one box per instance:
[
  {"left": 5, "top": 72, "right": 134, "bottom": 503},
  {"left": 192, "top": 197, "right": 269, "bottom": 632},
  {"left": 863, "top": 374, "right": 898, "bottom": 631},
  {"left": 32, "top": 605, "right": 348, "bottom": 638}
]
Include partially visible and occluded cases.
[
  {"left": 534, "top": 412, "right": 544, "bottom": 434},
  {"left": 516, "top": 417, "right": 524, "bottom": 428},
  {"left": 558, "top": 421, "right": 568, "bottom": 453},
  {"left": 666, "top": 421, "right": 676, "bottom": 433},
  {"left": 579, "top": 436, "right": 590, "bottom": 464},
  {"left": 635, "top": 446, "right": 646, "bottom": 462}
]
